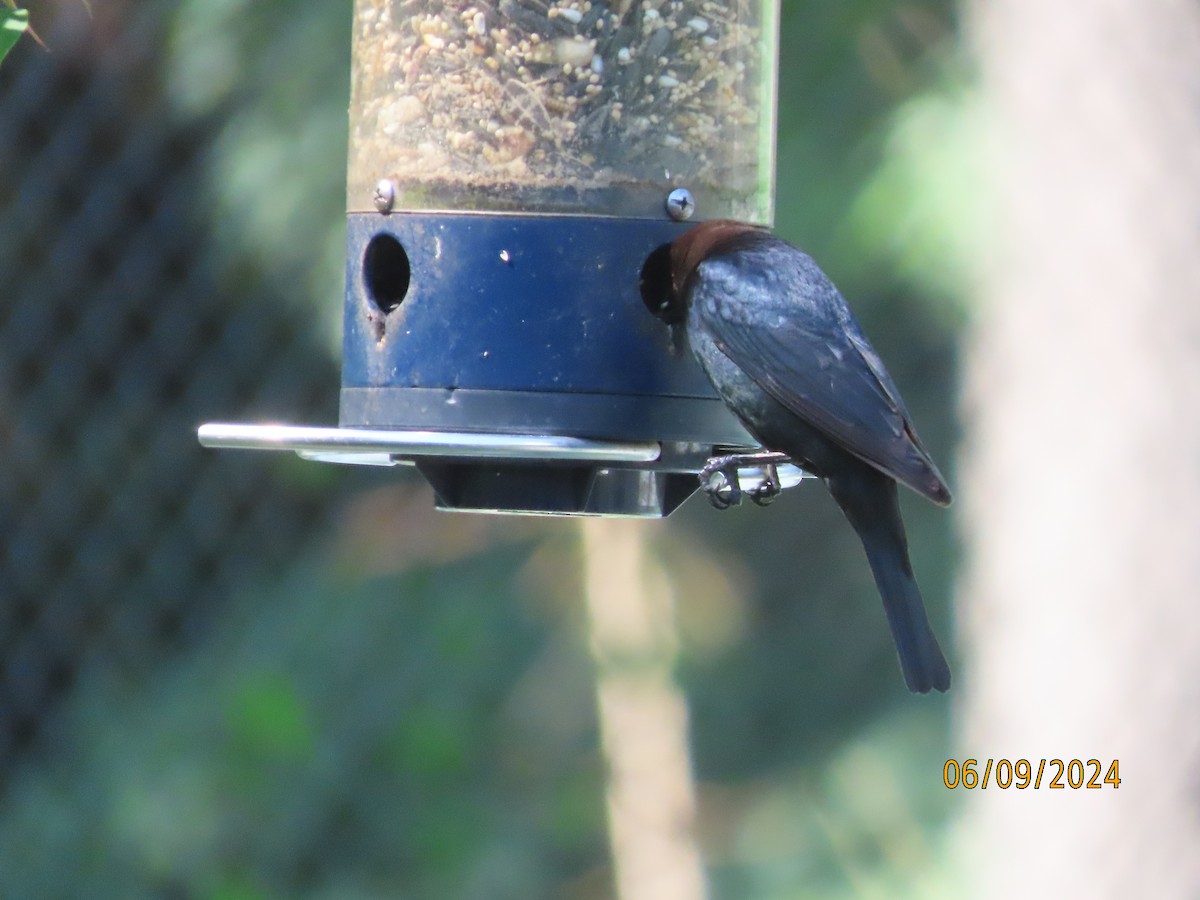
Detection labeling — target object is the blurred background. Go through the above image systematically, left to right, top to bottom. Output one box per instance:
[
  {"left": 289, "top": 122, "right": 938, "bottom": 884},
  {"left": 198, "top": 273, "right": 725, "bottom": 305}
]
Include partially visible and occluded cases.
[{"left": 4, "top": 0, "right": 1192, "bottom": 897}]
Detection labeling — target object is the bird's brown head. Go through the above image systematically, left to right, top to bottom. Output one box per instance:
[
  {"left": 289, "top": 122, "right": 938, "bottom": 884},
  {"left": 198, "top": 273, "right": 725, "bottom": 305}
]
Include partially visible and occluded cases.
[
  {"left": 669, "top": 219, "right": 766, "bottom": 302},
  {"left": 640, "top": 220, "right": 765, "bottom": 327}
]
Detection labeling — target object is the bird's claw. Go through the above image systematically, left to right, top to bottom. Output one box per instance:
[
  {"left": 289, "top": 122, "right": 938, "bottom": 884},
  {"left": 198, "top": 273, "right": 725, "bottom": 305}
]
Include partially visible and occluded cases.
[
  {"left": 698, "top": 451, "right": 792, "bottom": 510},
  {"left": 699, "top": 456, "right": 743, "bottom": 508},
  {"left": 749, "top": 463, "right": 781, "bottom": 507}
]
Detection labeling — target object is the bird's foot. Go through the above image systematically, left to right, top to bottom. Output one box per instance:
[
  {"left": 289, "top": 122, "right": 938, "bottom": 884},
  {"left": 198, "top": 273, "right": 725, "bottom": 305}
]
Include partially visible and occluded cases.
[
  {"left": 698, "top": 451, "right": 792, "bottom": 510},
  {"left": 699, "top": 454, "right": 744, "bottom": 508},
  {"left": 749, "top": 463, "right": 781, "bottom": 507}
]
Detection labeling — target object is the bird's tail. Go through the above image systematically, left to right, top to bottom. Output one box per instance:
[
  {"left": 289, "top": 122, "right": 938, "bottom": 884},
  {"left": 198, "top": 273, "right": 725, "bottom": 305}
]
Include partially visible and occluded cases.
[{"left": 829, "top": 473, "right": 951, "bottom": 693}]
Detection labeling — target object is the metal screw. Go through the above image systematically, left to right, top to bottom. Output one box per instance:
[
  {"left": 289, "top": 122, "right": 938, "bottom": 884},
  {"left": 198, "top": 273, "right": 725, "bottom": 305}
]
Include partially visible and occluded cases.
[
  {"left": 373, "top": 179, "right": 396, "bottom": 214},
  {"left": 665, "top": 187, "right": 695, "bottom": 221}
]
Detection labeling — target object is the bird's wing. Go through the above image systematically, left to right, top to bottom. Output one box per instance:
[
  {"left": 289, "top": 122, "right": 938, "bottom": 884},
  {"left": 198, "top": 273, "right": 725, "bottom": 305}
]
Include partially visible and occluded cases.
[{"left": 692, "top": 254, "right": 951, "bottom": 505}]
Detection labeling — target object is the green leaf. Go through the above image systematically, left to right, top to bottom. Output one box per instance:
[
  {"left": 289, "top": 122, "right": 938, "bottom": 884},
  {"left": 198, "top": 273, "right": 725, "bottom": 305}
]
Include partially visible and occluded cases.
[{"left": 0, "top": 8, "right": 28, "bottom": 64}]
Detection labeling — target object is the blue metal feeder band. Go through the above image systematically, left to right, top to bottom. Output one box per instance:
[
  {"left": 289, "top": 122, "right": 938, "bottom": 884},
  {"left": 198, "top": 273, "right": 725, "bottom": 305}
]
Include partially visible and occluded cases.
[{"left": 340, "top": 212, "right": 753, "bottom": 447}]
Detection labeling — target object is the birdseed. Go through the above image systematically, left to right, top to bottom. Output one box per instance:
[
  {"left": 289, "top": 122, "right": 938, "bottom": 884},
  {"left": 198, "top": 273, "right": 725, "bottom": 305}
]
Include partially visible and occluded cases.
[{"left": 348, "top": 0, "right": 774, "bottom": 220}]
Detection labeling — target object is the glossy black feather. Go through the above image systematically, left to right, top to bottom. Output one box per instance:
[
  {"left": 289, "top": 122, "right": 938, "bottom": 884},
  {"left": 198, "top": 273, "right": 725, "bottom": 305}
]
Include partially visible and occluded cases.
[
  {"left": 671, "top": 223, "right": 952, "bottom": 693},
  {"left": 688, "top": 233, "right": 950, "bottom": 506}
]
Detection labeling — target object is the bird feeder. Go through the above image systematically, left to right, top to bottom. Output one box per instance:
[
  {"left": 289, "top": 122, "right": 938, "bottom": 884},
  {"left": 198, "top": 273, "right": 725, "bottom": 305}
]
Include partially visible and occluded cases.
[{"left": 199, "top": 0, "right": 793, "bottom": 516}]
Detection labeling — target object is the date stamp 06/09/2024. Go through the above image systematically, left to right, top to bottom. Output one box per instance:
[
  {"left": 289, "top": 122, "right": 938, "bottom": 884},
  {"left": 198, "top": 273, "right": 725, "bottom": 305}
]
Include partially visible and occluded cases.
[{"left": 943, "top": 759, "right": 1121, "bottom": 791}]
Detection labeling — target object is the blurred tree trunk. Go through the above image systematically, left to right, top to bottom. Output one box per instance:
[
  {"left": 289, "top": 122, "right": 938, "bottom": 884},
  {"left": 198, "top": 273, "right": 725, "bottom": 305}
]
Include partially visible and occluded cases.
[
  {"left": 959, "top": 1, "right": 1200, "bottom": 895},
  {"left": 580, "top": 518, "right": 707, "bottom": 900}
]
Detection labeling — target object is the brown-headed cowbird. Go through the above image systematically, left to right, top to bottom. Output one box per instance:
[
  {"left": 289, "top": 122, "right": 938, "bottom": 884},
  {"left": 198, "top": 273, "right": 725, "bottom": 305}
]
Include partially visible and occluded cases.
[{"left": 668, "top": 220, "right": 952, "bottom": 693}]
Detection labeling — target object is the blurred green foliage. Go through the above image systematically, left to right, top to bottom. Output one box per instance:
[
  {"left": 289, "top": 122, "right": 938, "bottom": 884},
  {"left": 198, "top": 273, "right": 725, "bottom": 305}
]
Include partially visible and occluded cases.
[
  {"left": 0, "top": 0, "right": 974, "bottom": 896},
  {"left": 166, "top": 0, "right": 352, "bottom": 353},
  {"left": 0, "top": 7, "right": 29, "bottom": 65},
  {"left": 0, "top": 535, "right": 611, "bottom": 897}
]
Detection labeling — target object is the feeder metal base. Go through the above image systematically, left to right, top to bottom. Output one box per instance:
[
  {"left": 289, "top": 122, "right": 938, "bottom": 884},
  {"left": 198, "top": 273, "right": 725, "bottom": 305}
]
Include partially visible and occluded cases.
[
  {"left": 197, "top": 423, "right": 808, "bottom": 517},
  {"left": 197, "top": 423, "right": 660, "bottom": 466}
]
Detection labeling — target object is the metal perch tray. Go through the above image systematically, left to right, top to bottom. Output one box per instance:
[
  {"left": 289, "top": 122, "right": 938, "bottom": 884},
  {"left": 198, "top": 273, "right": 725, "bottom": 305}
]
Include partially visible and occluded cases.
[
  {"left": 197, "top": 423, "right": 662, "bottom": 467},
  {"left": 197, "top": 423, "right": 809, "bottom": 516}
]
